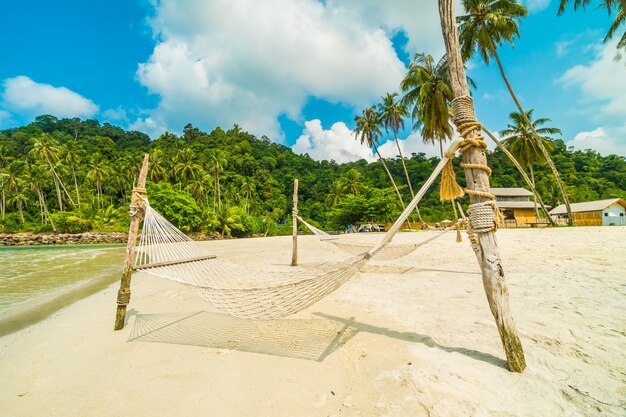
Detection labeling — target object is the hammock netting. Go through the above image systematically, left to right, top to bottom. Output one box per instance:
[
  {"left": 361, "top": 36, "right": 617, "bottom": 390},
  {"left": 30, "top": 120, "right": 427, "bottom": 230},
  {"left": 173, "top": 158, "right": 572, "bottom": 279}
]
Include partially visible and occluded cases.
[
  {"left": 133, "top": 156, "right": 452, "bottom": 320},
  {"left": 135, "top": 201, "right": 368, "bottom": 319},
  {"left": 296, "top": 216, "right": 450, "bottom": 260}
]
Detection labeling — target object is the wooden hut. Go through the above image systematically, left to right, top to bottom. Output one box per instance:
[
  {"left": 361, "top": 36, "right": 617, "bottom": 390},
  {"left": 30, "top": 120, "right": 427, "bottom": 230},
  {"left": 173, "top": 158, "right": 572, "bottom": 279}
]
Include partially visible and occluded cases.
[
  {"left": 491, "top": 188, "right": 542, "bottom": 227},
  {"left": 549, "top": 198, "right": 626, "bottom": 226}
]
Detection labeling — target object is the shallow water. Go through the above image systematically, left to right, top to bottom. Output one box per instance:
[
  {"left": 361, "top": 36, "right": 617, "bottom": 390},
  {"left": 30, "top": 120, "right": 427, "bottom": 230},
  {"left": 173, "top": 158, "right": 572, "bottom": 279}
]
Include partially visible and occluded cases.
[{"left": 0, "top": 245, "right": 125, "bottom": 335}]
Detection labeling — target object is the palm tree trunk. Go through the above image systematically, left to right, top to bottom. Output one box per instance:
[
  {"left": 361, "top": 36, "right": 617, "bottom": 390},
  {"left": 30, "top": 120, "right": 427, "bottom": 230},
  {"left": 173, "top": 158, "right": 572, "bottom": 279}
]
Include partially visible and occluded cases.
[
  {"left": 439, "top": 0, "right": 525, "bottom": 372},
  {"left": 490, "top": 45, "right": 572, "bottom": 225},
  {"left": 480, "top": 126, "right": 556, "bottom": 226},
  {"left": 394, "top": 137, "right": 425, "bottom": 227},
  {"left": 374, "top": 146, "right": 406, "bottom": 209},
  {"left": 72, "top": 166, "right": 81, "bottom": 207},
  {"left": 529, "top": 166, "right": 540, "bottom": 221},
  {"left": 1, "top": 187, "right": 5, "bottom": 221}
]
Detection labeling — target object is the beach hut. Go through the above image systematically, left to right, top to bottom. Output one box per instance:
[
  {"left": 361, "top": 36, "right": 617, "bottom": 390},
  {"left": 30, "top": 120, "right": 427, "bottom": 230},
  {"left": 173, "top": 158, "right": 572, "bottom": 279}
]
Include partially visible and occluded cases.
[
  {"left": 490, "top": 187, "right": 543, "bottom": 227},
  {"left": 549, "top": 198, "right": 626, "bottom": 226}
]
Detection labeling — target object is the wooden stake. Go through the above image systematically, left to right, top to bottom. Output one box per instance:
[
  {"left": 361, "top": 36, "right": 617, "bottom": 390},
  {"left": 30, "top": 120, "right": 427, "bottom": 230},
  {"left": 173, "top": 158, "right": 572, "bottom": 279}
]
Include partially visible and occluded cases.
[
  {"left": 438, "top": 0, "right": 526, "bottom": 372},
  {"left": 114, "top": 154, "right": 149, "bottom": 331},
  {"left": 291, "top": 179, "right": 298, "bottom": 266}
]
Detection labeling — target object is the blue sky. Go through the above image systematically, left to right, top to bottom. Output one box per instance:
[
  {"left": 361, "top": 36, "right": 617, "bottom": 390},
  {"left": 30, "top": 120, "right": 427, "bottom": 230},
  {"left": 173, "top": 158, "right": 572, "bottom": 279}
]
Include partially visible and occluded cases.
[{"left": 1, "top": 0, "right": 624, "bottom": 160}]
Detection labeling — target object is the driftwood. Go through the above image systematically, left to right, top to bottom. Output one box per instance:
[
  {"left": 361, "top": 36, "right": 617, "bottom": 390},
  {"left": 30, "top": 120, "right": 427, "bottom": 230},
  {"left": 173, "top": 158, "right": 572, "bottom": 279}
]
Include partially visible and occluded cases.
[
  {"left": 438, "top": 0, "right": 526, "bottom": 372},
  {"left": 114, "top": 154, "right": 149, "bottom": 331},
  {"left": 291, "top": 179, "right": 298, "bottom": 266}
]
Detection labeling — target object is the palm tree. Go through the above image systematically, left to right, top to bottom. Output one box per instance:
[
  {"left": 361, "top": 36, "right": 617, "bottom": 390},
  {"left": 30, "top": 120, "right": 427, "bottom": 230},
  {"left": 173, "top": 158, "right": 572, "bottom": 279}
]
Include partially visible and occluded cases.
[
  {"left": 458, "top": 0, "right": 573, "bottom": 225},
  {"left": 558, "top": 0, "right": 625, "bottom": 56},
  {"left": 400, "top": 53, "right": 454, "bottom": 158},
  {"left": 378, "top": 92, "right": 426, "bottom": 226},
  {"left": 354, "top": 106, "right": 406, "bottom": 210},
  {"left": 500, "top": 110, "right": 560, "bottom": 220},
  {"left": 29, "top": 133, "right": 74, "bottom": 211},
  {"left": 63, "top": 141, "right": 85, "bottom": 207},
  {"left": 148, "top": 149, "right": 169, "bottom": 182},
  {"left": 174, "top": 149, "right": 203, "bottom": 187},
  {"left": 208, "top": 150, "right": 227, "bottom": 209},
  {"left": 87, "top": 154, "right": 112, "bottom": 207},
  {"left": 25, "top": 161, "right": 54, "bottom": 227},
  {"left": 341, "top": 168, "right": 363, "bottom": 195},
  {"left": 240, "top": 180, "right": 255, "bottom": 214},
  {"left": 325, "top": 180, "right": 346, "bottom": 207}
]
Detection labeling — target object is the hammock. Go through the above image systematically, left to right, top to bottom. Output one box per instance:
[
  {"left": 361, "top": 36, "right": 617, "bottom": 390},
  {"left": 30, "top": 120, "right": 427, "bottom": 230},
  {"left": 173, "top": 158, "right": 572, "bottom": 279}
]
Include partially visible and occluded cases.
[
  {"left": 133, "top": 156, "right": 450, "bottom": 320},
  {"left": 296, "top": 216, "right": 452, "bottom": 260}
]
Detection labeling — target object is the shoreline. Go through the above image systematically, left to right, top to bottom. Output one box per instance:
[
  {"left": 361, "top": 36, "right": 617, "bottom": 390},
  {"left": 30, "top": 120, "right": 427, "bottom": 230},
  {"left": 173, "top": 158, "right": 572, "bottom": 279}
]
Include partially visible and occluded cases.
[{"left": 1, "top": 228, "right": 624, "bottom": 416}]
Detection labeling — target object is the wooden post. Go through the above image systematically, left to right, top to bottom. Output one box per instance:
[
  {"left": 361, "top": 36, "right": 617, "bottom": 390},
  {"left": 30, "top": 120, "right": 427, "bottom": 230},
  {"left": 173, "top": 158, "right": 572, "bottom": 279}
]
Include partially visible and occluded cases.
[
  {"left": 438, "top": 0, "right": 525, "bottom": 372},
  {"left": 114, "top": 154, "right": 149, "bottom": 331},
  {"left": 291, "top": 179, "right": 298, "bottom": 266}
]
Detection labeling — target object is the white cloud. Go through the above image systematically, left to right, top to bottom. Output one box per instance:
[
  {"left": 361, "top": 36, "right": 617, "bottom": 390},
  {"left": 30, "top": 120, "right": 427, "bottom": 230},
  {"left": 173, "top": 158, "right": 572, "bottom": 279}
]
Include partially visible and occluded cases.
[
  {"left": 134, "top": 0, "right": 452, "bottom": 139},
  {"left": 559, "top": 40, "right": 626, "bottom": 118},
  {"left": 1, "top": 76, "right": 99, "bottom": 119},
  {"left": 102, "top": 107, "right": 128, "bottom": 122},
  {"left": 0, "top": 109, "right": 15, "bottom": 128},
  {"left": 128, "top": 116, "right": 169, "bottom": 138},
  {"left": 292, "top": 119, "right": 374, "bottom": 163},
  {"left": 292, "top": 120, "right": 482, "bottom": 163},
  {"left": 567, "top": 125, "right": 626, "bottom": 156}
]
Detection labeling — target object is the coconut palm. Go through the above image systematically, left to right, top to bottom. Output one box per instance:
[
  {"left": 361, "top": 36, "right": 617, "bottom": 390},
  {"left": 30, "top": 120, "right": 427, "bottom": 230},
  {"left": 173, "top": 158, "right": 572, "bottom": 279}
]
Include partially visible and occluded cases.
[
  {"left": 458, "top": 0, "right": 573, "bottom": 225},
  {"left": 558, "top": 0, "right": 625, "bottom": 55},
  {"left": 400, "top": 53, "right": 454, "bottom": 158},
  {"left": 378, "top": 92, "right": 426, "bottom": 226},
  {"left": 354, "top": 106, "right": 406, "bottom": 210},
  {"left": 500, "top": 110, "right": 560, "bottom": 219},
  {"left": 29, "top": 133, "right": 74, "bottom": 211},
  {"left": 63, "top": 141, "right": 85, "bottom": 207},
  {"left": 148, "top": 148, "right": 169, "bottom": 183},
  {"left": 174, "top": 149, "right": 203, "bottom": 186},
  {"left": 208, "top": 150, "right": 227, "bottom": 209},
  {"left": 87, "top": 154, "right": 112, "bottom": 207},
  {"left": 341, "top": 168, "right": 363, "bottom": 195},
  {"left": 241, "top": 180, "right": 255, "bottom": 214},
  {"left": 325, "top": 180, "right": 346, "bottom": 207}
]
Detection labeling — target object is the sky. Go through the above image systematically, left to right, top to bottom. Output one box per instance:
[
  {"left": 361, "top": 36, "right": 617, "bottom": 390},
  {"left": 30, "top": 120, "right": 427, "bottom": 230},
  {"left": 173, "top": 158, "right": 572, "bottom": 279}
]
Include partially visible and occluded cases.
[{"left": 0, "top": 0, "right": 624, "bottom": 161}]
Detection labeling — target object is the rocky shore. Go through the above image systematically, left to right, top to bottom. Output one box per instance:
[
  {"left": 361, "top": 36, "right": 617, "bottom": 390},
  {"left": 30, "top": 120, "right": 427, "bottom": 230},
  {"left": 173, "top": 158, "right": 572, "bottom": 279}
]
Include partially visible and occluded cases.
[
  {"left": 0, "top": 232, "right": 226, "bottom": 246},
  {"left": 0, "top": 232, "right": 129, "bottom": 246}
]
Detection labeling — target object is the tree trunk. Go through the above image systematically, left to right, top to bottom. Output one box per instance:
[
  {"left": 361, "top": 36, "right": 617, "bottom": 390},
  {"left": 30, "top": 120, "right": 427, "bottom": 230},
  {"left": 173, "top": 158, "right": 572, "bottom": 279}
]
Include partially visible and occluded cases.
[
  {"left": 439, "top": 0, "right": 526, "bottom": 372},
  {"left": 491, "top": 46, "right": 572, "bottom": 225},
  {"left": 480, "top": 126, "right": 555, "bottom": 226},
  {"left": 395, "top": 137, "right": 425, "bottom": 226},
  {"left": 374, "top": 146, "right": 406, "bottom": 209},
  {"left": 114, "top": 154, "right": 150, "bottom": 330},
  {"left": 72, "top": 166, "right": 81, "bottom": 207},
  {"left": 529, "top": 166, "right": 540, "bottom": 221},
  {"left": 291, "top": 179, "right": 298, "bottom": 267},
  {"left": 1, "top": 187, "right": 5, "bottom": 221}
]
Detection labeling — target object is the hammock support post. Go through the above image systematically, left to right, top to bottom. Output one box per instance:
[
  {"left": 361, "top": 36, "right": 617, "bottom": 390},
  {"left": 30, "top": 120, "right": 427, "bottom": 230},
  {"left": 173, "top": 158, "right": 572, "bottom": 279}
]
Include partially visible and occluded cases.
[
  {"left": 439, "top": 0, "right": 525, "bottom": 372},
  {"left": 114, "top": 154, "right": 149, "bottom": 331},
  {"left": 291, "top": 179, "right": 298, "bottom": 266}
]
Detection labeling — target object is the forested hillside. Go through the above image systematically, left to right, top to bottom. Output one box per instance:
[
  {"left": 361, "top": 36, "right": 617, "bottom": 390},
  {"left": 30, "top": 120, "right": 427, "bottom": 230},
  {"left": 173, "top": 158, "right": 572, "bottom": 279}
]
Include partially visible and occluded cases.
[{"left": 1, "top": 116, "right": 624, "bottom": 235}]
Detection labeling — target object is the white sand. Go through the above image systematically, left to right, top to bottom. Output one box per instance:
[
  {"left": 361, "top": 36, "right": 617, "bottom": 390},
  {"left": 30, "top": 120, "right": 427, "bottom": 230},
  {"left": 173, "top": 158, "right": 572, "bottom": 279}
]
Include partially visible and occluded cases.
[{"left": 1, "top": 227, "right": 625, "bottom": 416}]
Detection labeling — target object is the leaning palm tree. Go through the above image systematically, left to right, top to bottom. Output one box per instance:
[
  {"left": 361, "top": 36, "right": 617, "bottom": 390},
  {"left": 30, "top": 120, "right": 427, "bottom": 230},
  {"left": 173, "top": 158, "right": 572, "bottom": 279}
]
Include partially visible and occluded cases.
[
  {"left": 458, "top": 0, "right": 573, "bottom": 224},
  {"left": 558, "top": 0, "right": 625, "bottom": 56},
  {"left": 400, "top": 53, "right": 454, "bottom": 158},
  {"left": 378, "top": 92, "right": 426, "bottom": 226},
  {"left": 354, "top": 106, "right": 406, "bottom": 210},
  {"left": 500, "top": 110, "right": 560, "bottom": 220},
  {"left": 29, "top": 133, "right": 74, "bottom": 211},
  {"left": 63, "top": 141, "right": 85, "bottom": 207}
]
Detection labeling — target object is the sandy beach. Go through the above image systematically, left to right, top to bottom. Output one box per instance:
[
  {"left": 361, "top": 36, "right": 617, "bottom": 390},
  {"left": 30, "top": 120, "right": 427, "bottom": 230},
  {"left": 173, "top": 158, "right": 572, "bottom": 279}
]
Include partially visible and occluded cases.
[{"left": 0, "top": 227, "right": 624, "bottom": 416}]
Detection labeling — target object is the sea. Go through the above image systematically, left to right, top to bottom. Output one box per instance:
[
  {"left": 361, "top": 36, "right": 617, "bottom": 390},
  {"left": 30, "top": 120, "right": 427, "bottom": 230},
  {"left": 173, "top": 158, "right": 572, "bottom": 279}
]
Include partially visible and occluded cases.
[{"left": 0, "top": 245, "right": 125, "bottom": 336}]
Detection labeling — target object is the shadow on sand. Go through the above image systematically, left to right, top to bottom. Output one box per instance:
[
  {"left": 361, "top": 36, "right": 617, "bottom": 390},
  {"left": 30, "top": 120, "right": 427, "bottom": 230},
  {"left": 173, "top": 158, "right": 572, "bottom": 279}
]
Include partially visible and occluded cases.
[{"left": 127, "top": 310, "right": 506, "bottom": 368}]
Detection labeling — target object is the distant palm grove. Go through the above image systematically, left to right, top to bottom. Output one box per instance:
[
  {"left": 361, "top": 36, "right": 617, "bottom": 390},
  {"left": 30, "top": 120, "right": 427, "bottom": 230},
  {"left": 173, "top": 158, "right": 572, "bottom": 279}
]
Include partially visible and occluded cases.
[{"left": 0, "top": 115, "right": 625, "bottom": 236}]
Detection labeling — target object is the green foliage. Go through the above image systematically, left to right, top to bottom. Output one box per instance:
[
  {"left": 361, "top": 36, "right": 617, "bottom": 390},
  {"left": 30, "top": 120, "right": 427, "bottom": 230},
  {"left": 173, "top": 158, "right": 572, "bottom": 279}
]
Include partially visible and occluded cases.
[
  {"left": 0, "top": 116, "right": 625, "bottom": 237},
  {"left": 146, "top": 182, "right": 203, "bottom": 232}
]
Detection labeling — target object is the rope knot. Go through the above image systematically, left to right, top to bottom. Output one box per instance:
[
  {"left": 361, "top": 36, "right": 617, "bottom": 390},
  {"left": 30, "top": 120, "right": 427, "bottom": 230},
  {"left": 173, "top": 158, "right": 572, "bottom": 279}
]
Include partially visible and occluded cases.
[{"left": 467, "top": 200, "right": 500, "bottom": 234}]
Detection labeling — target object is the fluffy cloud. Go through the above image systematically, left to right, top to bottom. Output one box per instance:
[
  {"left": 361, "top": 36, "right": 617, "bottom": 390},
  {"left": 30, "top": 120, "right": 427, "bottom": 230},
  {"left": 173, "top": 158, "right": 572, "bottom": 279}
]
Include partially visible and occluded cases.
[
  {"left": 135, "top": 0, "right": 451, "bottom": 139},
  {"left": 559, "top": 40, "right": 626, "bottom": 118},
  {"left": 1, "top": 76, "right": 99, "bottom": 119},
  {"left": 291, "top": 119, "right": 469, "bottom": 163},
  {"left": 292, "top": 119, "right": 374, "bottom": 163},
  {"left": 567, "top": 125, "right": 626, "bottom": 157}
]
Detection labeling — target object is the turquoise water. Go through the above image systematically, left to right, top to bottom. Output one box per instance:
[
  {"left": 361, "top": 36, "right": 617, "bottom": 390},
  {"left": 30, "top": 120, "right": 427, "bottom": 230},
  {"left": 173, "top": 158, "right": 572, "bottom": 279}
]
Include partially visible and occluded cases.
[{"left": 0, "top": 245, "right": 125, "bottom": 336}]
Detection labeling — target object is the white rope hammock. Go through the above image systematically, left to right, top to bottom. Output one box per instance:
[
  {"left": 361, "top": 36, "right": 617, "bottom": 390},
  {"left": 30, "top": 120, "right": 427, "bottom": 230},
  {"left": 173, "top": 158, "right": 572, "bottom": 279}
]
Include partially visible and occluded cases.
[
  {"left": 133, "top": 155, "right": 452, "bottom": 320},
  {"left": 296, "top": 216, "right": 452, "bottom": 260}
]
